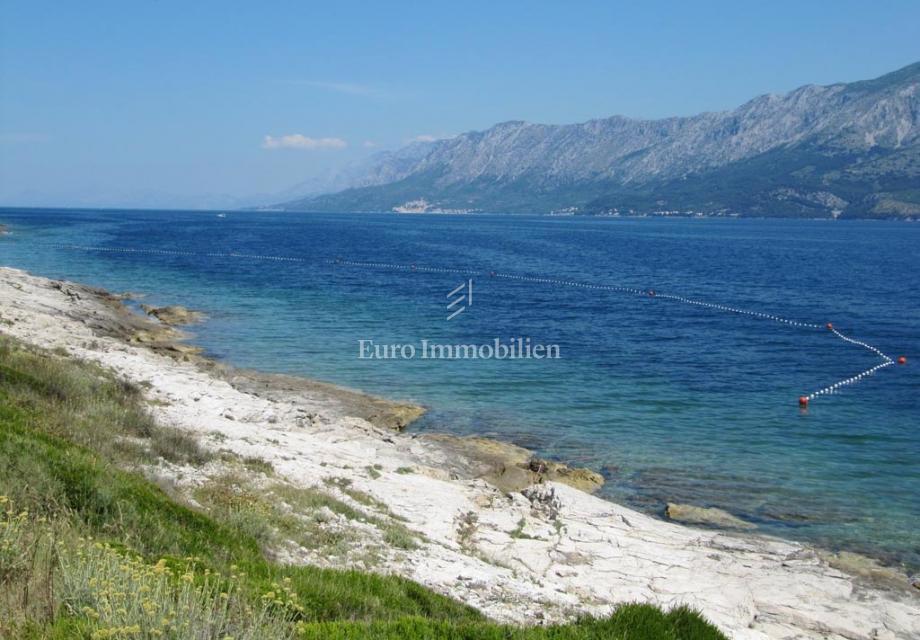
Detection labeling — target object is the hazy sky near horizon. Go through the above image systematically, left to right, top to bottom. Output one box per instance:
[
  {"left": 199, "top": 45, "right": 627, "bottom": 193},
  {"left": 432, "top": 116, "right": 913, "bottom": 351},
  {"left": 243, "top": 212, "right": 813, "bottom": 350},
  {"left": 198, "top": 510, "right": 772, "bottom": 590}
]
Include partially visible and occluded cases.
[{"left": 1, "top": 0, "right": 919, "bottom": 208}]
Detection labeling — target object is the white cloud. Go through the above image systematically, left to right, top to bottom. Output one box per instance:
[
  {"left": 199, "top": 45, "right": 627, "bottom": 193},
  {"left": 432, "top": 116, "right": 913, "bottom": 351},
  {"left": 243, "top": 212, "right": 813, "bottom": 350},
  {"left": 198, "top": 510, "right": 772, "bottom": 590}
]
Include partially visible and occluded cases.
[
  {"left": 261, "top": 134, "right": 347, "bottom": 150},
  {"left": 408, "top": 134, "right": 439, "bottom": 143},
  {"left": 362, "top": 140, "right": 378, "bottom": 148}
]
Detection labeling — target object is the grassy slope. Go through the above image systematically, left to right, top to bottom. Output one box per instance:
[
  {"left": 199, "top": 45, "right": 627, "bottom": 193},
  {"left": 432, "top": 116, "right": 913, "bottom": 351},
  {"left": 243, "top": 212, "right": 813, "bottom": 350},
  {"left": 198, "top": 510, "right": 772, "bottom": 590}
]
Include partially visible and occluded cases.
[{"left": 0, "top": 335, "right": 726, "bottom": 639}]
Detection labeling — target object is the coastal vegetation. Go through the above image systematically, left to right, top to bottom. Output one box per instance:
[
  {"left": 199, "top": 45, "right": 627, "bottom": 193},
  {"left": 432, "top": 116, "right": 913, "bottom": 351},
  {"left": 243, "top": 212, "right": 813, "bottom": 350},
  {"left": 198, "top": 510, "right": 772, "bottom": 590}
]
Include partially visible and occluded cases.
[{"left": 0, "top": 334, "right": 725, "bottom": 638}]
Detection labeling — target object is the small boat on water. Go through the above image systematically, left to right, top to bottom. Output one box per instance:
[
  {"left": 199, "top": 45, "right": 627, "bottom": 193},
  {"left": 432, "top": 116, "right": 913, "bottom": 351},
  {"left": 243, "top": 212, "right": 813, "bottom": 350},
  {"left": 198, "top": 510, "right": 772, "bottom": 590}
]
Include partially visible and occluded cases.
[{"left": 216, "top": 213, "right": 227, "bottom": 218}]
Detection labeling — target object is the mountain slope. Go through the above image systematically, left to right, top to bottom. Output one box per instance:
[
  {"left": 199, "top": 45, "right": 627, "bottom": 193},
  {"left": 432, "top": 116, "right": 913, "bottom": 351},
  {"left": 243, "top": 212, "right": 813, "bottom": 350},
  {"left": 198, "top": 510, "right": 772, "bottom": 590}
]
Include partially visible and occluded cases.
[{"left": 278, "top": 62, "right": 920, "bottom": 218}]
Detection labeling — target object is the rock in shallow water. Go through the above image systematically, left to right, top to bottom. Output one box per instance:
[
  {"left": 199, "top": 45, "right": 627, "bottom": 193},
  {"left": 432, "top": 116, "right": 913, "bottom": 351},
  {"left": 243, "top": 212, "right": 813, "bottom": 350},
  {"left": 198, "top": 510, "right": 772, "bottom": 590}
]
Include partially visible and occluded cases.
[
  {"left": 140, "top": 304, "right": 204, "bottom": 326},
  {"left": 423, "top": 435, "right": 604, "bottom": 494},
  {"left": 665, "top": 502, "right": 756, "bottom": 530},
  {"left": 821, "top": 550, "right": 919, "bottom": 591}
]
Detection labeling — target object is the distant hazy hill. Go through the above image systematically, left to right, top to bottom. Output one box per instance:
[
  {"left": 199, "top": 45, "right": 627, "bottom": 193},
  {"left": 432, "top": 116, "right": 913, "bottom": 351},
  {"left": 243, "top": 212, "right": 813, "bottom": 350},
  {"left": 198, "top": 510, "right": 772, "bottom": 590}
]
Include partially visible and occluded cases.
[{"left": 277, "top": 62, "right": 920, "bottom": 218}]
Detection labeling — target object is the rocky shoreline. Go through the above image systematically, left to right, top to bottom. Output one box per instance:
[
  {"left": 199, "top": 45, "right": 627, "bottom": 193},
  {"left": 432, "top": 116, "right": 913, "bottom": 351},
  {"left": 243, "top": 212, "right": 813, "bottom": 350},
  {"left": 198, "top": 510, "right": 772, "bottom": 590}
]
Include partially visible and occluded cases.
[
  {"left": 1, "top": 265, "right": 918, "bottom": 639},
  {"left": 65, "top": 281, "right": 604, "bottom": 485}
]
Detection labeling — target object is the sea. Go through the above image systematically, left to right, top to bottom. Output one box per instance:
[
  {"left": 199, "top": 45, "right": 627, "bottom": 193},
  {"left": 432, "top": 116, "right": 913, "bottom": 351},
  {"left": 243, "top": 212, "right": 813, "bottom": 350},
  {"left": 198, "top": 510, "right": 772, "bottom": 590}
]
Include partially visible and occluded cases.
[{"left": 1, "top": 207, "right": 917, "bottom": 571}]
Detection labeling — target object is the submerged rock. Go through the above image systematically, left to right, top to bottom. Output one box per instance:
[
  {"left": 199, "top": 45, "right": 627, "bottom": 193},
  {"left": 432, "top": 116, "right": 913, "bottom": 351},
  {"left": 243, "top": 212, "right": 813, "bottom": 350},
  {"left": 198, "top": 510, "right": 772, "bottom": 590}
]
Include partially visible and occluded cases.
[
  {"left": 111, "top": 291, "right": 145, "bottom": 301},
  {"left": 140, "top": 304, "right": 204, "bottom": 326},
  {"left": 129, "top": 328, "right": 179, "bottom": 344},
  {"left": 366, "top": 403, "right": 425, "bottom": 431},
  {"left": 424, "top": 435, "right": 604, "bottom": 494},
  {"left": 529, "top": 457, "right": 604, "bottom": 493},
  {"left": 665, "top": 502, "right": 756, "bottom": 530},
  {"left": 820, "top": 550, "right": 917, "bottom": 591}
]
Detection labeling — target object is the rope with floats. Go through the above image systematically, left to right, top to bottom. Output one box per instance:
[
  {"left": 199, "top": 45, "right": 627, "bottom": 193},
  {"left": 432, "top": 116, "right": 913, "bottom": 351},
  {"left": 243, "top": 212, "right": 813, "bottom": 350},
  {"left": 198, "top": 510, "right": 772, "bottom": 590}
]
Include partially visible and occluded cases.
[
  {"left": 46, "top": 244, "right": 908, "bottom": 407},
  {"left": 331, "top": 258, "right": 906, "bottom": 407}
]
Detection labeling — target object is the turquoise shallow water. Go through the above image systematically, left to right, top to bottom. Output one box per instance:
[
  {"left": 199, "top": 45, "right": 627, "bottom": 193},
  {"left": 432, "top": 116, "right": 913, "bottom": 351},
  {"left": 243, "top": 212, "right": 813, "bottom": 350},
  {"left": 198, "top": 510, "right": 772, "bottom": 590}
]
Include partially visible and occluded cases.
[{"left": 1, "top": 208, "right": 918, "bottom": 570}]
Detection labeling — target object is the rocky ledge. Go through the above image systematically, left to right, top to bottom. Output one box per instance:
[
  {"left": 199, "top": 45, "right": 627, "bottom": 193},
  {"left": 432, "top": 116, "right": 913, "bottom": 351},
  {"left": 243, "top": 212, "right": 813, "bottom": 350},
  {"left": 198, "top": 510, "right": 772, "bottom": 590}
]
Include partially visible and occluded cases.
[
  {"left": 140, "top": 304, "right": 205, "bottom": 326},
  {"left": 424, "top": 435, "right": 605, "bottom": 494}
]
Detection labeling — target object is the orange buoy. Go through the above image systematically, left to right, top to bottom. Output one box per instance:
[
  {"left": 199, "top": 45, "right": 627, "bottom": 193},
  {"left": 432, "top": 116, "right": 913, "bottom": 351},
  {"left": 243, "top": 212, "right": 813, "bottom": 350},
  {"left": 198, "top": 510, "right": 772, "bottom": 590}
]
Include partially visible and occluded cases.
[
  {"left": 826, "top": 323, "right": 834, "bottom": 331},
  {"left": 898, "top": 356, "right": 907, "bottom": 365},
  {"left": 798, "top": 396, "right": 809, "bottom": 407}
]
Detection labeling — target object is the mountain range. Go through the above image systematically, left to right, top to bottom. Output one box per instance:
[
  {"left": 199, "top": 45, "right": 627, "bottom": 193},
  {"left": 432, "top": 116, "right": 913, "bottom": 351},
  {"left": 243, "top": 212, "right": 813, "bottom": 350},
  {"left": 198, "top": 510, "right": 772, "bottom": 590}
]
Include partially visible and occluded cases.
[{"left": 275, "top": 62, "right": 920, "bottom": 218}]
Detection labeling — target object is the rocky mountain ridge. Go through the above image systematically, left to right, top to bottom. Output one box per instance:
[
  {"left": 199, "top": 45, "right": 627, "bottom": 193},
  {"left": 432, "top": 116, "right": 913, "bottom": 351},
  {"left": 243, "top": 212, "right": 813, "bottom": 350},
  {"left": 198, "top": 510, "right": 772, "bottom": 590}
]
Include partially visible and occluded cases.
[{"left": 278, "top": 62, "right": 920, "bottom": 218}]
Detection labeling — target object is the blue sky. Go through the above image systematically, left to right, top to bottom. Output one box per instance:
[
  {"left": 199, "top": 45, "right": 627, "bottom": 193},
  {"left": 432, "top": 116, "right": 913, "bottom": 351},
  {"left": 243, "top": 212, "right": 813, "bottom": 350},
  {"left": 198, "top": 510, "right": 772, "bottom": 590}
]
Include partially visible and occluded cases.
[{"left": 1, "top": 0, "right": 918, "bottom": 208}]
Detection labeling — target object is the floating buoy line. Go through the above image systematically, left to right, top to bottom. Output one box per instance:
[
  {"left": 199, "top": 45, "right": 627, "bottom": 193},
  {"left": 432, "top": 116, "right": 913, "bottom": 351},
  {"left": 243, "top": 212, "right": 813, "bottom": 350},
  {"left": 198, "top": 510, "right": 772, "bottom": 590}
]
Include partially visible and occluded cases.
[{"left": 45, "top": 243, "right": 907, "bottom": 408}]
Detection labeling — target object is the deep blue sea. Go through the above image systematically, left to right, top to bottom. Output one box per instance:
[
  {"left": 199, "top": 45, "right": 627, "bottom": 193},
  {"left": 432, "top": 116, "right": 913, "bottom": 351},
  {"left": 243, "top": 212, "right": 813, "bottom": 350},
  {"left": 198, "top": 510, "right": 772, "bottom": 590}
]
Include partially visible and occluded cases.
[{"left": 1, "top": 208, "right": 918, "bottom": 570}]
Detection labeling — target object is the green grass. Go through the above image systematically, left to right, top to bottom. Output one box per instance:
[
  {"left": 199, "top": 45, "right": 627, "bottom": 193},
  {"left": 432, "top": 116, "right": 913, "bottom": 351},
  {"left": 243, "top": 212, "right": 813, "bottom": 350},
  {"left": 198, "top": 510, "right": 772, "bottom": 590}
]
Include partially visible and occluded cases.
[
  {"left": 0, "top": 335, "right": 726, "bottom": 639},
  {"left": 295, "top": 606, "right": 724, "bottom": 639}
]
